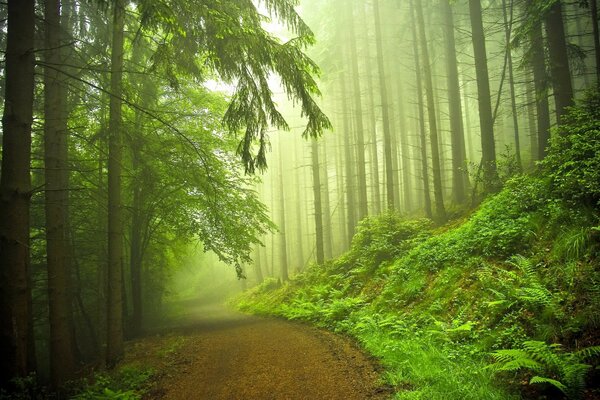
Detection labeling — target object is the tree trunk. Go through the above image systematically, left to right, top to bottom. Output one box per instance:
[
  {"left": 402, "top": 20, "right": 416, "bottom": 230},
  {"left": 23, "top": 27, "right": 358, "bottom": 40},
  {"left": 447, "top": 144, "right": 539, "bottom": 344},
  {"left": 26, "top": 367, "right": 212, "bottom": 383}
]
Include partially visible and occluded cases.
[
  {"left": 0, "top": 0, "right": 36, "bottom": 383},
  {"left": 44, "top": 0, "right": 77, "bottom": 386},
  {"left": 106, "top": 0, "right": 125, "bottom": 367},
  {"left": 373, "top": 0, "right": 395, "bottom": 210},
  {"left": 414, "top": 0, "right": 446, "bottom": 223},
  {"left": 441, "top": 0, "right": 469, "bottom": 204},
  {"left": 468, "top": 0, "right": 499, "bottom": 191},
  {"left": 502, "top": 0, "right": 522, "bottom": 170},
  {"left": 544, "top": 0, "right": 574, "bottom": 124},
  {"left": 591, "top": 0, "right": 600, "bottom": 83},
  {"left": 410, "top": 2, "right": 432, "bottom": 219},
  {"left": 347, "top": 3, "right": 369, "bottom": 221},
  {"left": 359, "top": 3, "right": 381, "bottom": 215},
  {"left": 529, "top": 10, "right": 551, "bottom": 159},
  {"left": 340, "top": 78, "right": 357, "bottom": 242},
  {"left": 311, "top": 139, "right": 325, "bottom": 264},
  {"left": 129, "top": 140, "right": 143, "bottom": 338},
  {"left": 277, "top": 140, "right": 289, "bottom": 281},
  {"left": 320, "top": 145, "right": 333, "bottom": 259},
  {"left": 254, "top": 244, "right": 264, "bottom": 284}
]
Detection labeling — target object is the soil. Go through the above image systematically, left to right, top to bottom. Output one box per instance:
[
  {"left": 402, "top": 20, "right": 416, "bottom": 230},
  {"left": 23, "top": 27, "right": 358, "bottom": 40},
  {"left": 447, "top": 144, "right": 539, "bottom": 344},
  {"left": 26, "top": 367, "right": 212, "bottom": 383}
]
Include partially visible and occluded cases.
[{"left": 133, "top": 300, "right": 392, "bottom": 400}]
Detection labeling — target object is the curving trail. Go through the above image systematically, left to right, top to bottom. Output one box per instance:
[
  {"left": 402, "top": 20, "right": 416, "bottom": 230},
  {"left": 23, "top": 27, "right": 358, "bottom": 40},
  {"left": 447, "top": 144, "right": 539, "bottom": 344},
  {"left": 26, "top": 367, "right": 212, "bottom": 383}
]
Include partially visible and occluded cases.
[{"left": 148, "top": 301, "right": 391, "bottom": 400}]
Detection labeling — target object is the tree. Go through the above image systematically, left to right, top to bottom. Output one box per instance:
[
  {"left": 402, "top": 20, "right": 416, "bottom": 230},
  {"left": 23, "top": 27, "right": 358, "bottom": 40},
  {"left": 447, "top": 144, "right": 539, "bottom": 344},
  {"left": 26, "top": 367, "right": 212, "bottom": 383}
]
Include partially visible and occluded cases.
[
  {"left": 0, "top": 0, "right": 37, "bottom": 383},
  {"left": 43, "top": 0, "right": 77, "bottom": 385},
  {"left": 106, "top": 0, "right": 125, "bottom": 366},
  {"left": 373, "top": 0, "right": 396, "bottom": 210},
  {"left": 414, "top": 0, "right": 446, "bottom": 223},
  {"left": 440, "top": 0, "right": 469, "bottom": 203},
  {"left": 468, "top": 0, "right": 499, "bottom": 190},
  {"left": 502, "top": 0, "right": 523, "bottom": 171},
  {"left": 544, "top": 0, "right": 574, "bottom": 124},
  {"left": 527, "top": 1, "right": 551, "bottom": 159},
  {"left": 347, "top": 2, "right": 368, "bottom": 220},
  {"left": 410, "top": 6, "right": 433, "bottom": 219},
  {"left": 311, "top": 139, "right": 325, "bottom": 264}
]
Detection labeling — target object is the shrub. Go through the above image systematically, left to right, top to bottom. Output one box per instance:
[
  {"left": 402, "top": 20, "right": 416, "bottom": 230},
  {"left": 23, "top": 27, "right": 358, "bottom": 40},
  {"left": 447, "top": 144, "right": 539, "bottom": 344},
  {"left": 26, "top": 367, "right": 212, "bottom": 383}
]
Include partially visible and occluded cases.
[{"left": 542, "top": 88, "right": 600, "bottom": 207}]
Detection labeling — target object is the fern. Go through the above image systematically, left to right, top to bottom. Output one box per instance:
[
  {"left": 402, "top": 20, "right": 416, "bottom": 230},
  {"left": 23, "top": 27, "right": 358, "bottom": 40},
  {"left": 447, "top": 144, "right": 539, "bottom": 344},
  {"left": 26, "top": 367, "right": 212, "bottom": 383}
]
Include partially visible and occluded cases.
[{"left": 490, "top": 341, "right": 599, "bottom": 399}]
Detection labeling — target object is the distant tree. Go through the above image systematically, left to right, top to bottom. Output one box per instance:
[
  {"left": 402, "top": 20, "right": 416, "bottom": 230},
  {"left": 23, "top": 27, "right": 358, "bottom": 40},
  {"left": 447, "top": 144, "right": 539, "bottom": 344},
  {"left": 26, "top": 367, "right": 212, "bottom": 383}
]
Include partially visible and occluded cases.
[
  {"left": 373, "top": 0, "right": 396, "bottom": 210},
  {"left": 413, "top": 0, "right": 446, "bottom": 223},
  {"left": 440, "top": 0, "right": 469, "bottom": 203},
  {"left": 468, "top": 0, "right": 500, "bottom": 190},
  {"left": 347, "top": 3, "right": 369, "bottom": 220},
  {"left": 311, "top": 139, "right": 325, "bottom": 264}
]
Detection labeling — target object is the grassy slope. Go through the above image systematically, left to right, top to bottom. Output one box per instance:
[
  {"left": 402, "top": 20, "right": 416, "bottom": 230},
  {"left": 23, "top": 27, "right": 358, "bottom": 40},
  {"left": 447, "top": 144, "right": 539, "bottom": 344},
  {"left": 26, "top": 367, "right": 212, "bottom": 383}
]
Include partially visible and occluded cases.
[{"left": 237, "top": 174, "right": 600, "bottom": 399}]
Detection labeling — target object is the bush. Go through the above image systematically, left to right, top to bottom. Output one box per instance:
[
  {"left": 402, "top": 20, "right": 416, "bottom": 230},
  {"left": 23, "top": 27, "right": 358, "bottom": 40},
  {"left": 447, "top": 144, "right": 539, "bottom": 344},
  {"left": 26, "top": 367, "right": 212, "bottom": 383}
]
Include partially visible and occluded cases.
[{"left": 542, "top": 88, "right": 600, "bottom": 208}]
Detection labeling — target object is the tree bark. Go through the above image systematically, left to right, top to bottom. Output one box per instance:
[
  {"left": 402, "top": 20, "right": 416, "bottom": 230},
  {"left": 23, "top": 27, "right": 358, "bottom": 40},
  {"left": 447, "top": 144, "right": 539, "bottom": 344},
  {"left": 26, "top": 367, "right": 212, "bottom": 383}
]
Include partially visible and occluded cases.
[
  {"left": 0, "top": 0, "right": 36, "bottom": 383},
  {"left": 44, "top": 0, "right": 77, "bottom": 386},
  {"left": 106, "top": 0, "right": 125, "bottom": 366},
  {"left": 373, "top": 0, "right": 396, "bottom": 210},
  {"left": 414, "top": 0, "right": 446, "bottom": 223},
  {"left": 441, "top": 0, "right": 469, "bottom": 204},
  {"left": 468, "top": 0, "right": 499, "bottom": 191},
  {"left": 502, "top": 0, "right": 522, "bottom": 170},
  {"left": 544, "top": 0, "right": 574, "bottom": 124},
  {"left": 590, "top": 0, "right": 600, "bottom": 83},
  {"left": 410, "top": 2, "right": 432, "bottom": 219},
  {"left": 347, "top": 3, "right": 369, "bottom": 221},
  {"left": 359, "top": 3, "right": 381, "bottom": 215},
  {"left": 529, "top": 10, "right": 551, "bottom": 159},
  {"left": 340, "top": 78, "right": 357, "bottom": 242},
  {"left": 277, "top": 139, "right": 289, "bottom": 281},
  {"left": 311, "top": 139, "right": 325, "bottom": 264}
]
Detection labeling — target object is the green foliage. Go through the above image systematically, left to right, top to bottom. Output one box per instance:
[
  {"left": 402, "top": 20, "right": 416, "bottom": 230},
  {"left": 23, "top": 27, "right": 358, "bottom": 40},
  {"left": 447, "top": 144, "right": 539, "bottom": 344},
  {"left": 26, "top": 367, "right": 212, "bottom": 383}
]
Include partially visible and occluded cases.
[
  {"left": 542, "top": 88, "right": 600, "bottom": 207},
  {"left": 236, "top": 128, "right": 600, "bottom": 399},
  {"left": 491, "top": 341, "right": 600, "bottom": 399},
  {"left": 71, "top": 366, "right": 154, "bottom": 400}
]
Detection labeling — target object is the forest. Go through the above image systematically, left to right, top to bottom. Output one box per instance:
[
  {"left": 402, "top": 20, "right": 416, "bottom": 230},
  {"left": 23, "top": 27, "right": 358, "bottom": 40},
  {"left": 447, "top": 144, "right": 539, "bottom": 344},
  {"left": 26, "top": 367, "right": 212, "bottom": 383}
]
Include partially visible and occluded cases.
[{"left": 0, "top": 0, "right": 599, "bottom": 399}]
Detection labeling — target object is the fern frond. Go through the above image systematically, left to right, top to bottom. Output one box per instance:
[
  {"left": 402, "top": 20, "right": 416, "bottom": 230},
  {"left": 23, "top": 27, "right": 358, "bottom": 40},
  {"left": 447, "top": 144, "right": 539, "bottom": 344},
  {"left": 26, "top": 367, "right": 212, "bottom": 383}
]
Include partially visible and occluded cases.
[
  {"left": 574, "top": 345, "right": 600, "bottom": 361},
  {"left": 529, "top": 376, "right": 568, "bottom": 394}
]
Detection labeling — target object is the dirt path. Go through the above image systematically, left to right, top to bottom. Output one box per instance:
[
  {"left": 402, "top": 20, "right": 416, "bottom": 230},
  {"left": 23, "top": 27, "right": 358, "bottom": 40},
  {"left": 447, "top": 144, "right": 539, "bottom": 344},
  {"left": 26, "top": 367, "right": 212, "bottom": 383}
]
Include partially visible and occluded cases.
[{"left": 145, "top": 301, "right": 391, "bottom": 400}]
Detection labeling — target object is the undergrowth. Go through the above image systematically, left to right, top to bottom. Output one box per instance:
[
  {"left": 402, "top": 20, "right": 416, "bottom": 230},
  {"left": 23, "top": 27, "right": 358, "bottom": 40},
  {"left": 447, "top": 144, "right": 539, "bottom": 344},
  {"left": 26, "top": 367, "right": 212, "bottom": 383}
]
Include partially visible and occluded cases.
[{"left": 237, "top": 91, "right": 600, "bottom": 399}]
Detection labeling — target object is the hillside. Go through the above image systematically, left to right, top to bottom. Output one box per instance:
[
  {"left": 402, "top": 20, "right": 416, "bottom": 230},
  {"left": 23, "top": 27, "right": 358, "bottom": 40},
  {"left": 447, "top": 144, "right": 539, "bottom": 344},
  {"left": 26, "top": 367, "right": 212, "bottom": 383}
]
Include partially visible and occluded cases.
[{"left": 237, "top": 90, "right": 600, "bottom": 400}]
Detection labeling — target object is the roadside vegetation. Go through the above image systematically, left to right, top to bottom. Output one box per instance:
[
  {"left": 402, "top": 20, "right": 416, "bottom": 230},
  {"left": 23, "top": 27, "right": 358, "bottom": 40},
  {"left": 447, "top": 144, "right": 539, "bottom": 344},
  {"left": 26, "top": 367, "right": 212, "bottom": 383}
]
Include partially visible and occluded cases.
[{"left": 237, "top": 89, "right": 600, "bottom": 400}]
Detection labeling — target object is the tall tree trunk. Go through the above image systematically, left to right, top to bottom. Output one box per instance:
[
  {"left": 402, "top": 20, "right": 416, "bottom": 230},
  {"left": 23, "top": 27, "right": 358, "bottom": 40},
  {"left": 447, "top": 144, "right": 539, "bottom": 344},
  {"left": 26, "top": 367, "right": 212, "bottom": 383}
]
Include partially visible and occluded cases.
[
  {"left": 0, "top": 0, "right": 36, "bottom": 383},
  {"left": 44, "top": 0, "right": 76, "bottom": 386},
  {"left": 106, "top": 0, "right": 125, "bottom": 366},
  {"left": 373, "top": 0, "right": 395, "bottom": 210},
  {"left": 414, "top": 0, "right": 446, "bottom": 223},
  {"left": 441, "top": 0, "right": 469, "bottom": 204},
  {"left": 468, "top": 0, "right": 499, "bottom": 191},
  {"left": 502, "top": 0, "right": 522, "bottom": 170},
  {"left": 544, "top": 0, "right": 574, "bottom": 124},
  {"left": 590, "top": 0, "right": 600, "bottom": 83},
  {"left": 360, "top": 2, "right": 381, "bottom": 215},
  {"left": 347, "top": 3, "right": 369, "bottom": 221},
  {"left": 411, "top": 3, "right": 432, "bottom": 219},
  {"left": 529, "top": 11, "right": 551, "bottom": 159},
  {"left": 340, "top": 78, "right": 357, "bottom": 242},
  {"left": 526, "top": 78, "right": 538, "bottom": 167},
  {"left": 129, "top": 139, "right": 143, "bottom": 338},
  {"left": 311, "top": 139, "right": 325, "bottom": 264},
  {"left": 277, "top": 140, "right": 289, "bottom": 281},
  {"left": 293, "top": 145, "right": 305, "bottom": 270},
  {"left": 320, "top": 145, "right": 333, "bottom": 259},
  {"left": 254, "top": 244, "right": 263, "bottom": 284}
]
